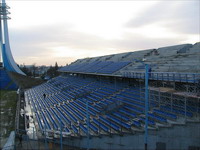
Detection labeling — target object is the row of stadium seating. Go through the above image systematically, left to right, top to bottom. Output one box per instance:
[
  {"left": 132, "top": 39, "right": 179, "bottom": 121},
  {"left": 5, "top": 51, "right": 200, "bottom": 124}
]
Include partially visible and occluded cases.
[
  {"left": 62, "top": 43, "right": 200, "bottom": 75},
  {"left": 59, "top": 61, "right": 131, "bottom": 74},
  {"left": 25, "top": 75, "right": 199, "bottom": 137}
]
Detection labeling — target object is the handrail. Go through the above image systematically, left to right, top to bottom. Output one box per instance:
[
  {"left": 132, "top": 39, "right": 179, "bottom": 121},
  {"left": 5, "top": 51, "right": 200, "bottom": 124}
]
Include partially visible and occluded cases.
[{"left": 123, "top": 71, "right": 200, "bottom": 83}]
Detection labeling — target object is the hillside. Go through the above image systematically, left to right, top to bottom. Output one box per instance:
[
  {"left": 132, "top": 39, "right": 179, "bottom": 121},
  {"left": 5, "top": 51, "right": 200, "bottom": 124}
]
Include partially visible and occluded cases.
[{"left": 8, "top": 72, "right": 44, "bottom": 89}]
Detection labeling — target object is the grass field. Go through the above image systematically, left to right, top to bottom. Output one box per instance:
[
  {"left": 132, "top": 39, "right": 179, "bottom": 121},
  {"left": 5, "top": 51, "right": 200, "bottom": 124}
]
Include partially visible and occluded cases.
[{"left": 0, "top": 90, "right": 17, "bottom": 148}]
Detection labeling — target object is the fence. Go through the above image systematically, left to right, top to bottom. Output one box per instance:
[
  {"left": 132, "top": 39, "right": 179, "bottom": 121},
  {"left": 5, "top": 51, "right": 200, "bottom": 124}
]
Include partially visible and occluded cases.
[
  {"left": 123, "top": 71, "right": 200, "bottom": 83},
  {"left": 147, "top": 79, "right": 200, "bottom": 119},
  {"left": 14, "top": 128, "right": 74, "bottom": 150}
]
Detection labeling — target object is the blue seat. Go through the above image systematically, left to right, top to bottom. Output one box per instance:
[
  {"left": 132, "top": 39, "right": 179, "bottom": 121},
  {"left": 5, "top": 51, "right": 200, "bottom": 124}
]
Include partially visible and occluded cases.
[
  {"left": 97, "top": 61, "right": 131, "bottom": 74},
  {"left": 101, "top": 87, "right": 117, "bottom": 93},
  {"left": 97, "top": 89, "right": 111, "bottom": 95},
  {"left": 62, "top": 91, "right": 74, "bottom": 100},
  {"left": 121, "top": 92, "right": 141, "bottom": 99},
  {"left": 90, "top": 93, "right": 102, "bottom": 100},
  {"left": 116, "top": 94, "right": 143, "bottom": 106},
  {"left": 87, "top": 96, "right": 98, "bottom": 102},
  {"left": 51, "top": 97, "right": 59, "bottom": 104},
  {"left": 75, "top": 99, "right": 96, "bottom": 116},
  {"left": 122, "top": 99, "right": 144, "bottom": 109},
  {"left": 99, "top": 100, "right": 109, "bottom": 106},
  {"left": 71, "top": 102, "right": 86, "bottom": 116},
  {"left": 64, "top": 104, "right": 84, "bottom": 121},
  {"left": 60, "top": 105, "right": 78, "bottom": 123},
  {"left": 88, "top": 105, "right": 101, "bottom": 113},
  {"left": 161, "top": 105, "right": 193, "bottom": 117},
  {"left": 124, "top": 106, "right": 143, "bottom": 114},
  {"left": 55, "top": 107, "right": 71, "bottom": 124},
  {"left": 50, "top": 109, "right": 65, "bottom": 127},
  {"left": 119, "top": 109, "right": 137, "bottom": 118},
  {"left": 153, "top": 109, "right": 177, "bottom": 119},
  {"left": 46, "top": 110, "right": 59, "bottom": 129},
  {"left": 40, "top": 111, "right": 51, "bottom": 130},
  {"left": 35, "top": 112, "right": 43, "bottom": 130},
  {"left": 112, "top": 112, "right": 130, "bottom": 122},
  {"left": 148, "top": 113, "right": 167, "bottom": 123},
  {"left": 106, "top": 115, "right": 131, "bottom": 129},
  {"left": 99, "top": 116, "right": 120, "bottom": 131},
  {"left": 139, "top": 117, "right": 155, "bottom": 125},
  {"left": 93, "top": 119, "right": 109, "bottom": 132},
  {"left": 132, "top": 120, "right": 141, "bottom": 127},
  {"left": 89, "top": 123, "right": 98, "bottom": 133},
  {"left": 79, "top": 124, "right": 88, "bottom": 134},
  {"left": 71, "top": 125, "right": 78, "bottom": 134},
  {"left": 64, "top": 127, "right": 70, "bottom": 133}
]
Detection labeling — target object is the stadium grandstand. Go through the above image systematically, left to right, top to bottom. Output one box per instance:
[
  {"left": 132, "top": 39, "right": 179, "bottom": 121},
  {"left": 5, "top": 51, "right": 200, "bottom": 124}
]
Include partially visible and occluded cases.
[
  {"left": 1, "top": 0, "right": 200, "bottom": 149},
  {"left": 22, "top": 42, "right": 200, "bottom": 150}
]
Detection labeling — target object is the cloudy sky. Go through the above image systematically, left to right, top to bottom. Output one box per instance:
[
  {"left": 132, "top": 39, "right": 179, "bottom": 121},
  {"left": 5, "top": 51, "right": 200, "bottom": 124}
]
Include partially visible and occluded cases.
[{"left": 5, "top": 0, "right": 200, "bottom": 66}]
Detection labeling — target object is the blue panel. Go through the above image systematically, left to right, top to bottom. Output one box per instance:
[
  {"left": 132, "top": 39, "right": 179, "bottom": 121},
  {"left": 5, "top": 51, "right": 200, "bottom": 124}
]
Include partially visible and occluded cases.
[
  {"left": 2, "top": 44, "right": 15, "bottom": 72},
  {"left": 59, "top": 61, "right": 131, "bottom": 74},
  {"left": 85, "top": 61, "right": 113, "bottom": 73},
  {"left": 97, "top": 61, "right": 131, "bottom": 74},
  {"left": 0, "top": 69, "right": 18, "bottom": 90}
]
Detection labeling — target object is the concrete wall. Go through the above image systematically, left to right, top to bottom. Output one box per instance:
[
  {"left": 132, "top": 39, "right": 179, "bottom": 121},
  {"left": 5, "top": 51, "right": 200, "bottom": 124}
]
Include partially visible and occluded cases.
[{"left": 62, "top": 121, "right": 200, "bottom": 150}]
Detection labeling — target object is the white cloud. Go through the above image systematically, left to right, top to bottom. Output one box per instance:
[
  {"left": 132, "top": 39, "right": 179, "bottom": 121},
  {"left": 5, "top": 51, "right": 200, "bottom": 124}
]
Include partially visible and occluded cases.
[
  {"left": 4, "top": 0, "right": 199, "bottom": 66},
  {"left": 126, "top": 1, "right": 199, "bottom": 35}
]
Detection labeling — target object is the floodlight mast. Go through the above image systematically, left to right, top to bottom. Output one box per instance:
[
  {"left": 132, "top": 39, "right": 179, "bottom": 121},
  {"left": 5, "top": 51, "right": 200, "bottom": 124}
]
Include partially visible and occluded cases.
[
  {"left": 0, "top": 0, "right": 25, "bottom": 75},
  {"left": 0, "top": 0, "right": 10, "bottom": 20}
]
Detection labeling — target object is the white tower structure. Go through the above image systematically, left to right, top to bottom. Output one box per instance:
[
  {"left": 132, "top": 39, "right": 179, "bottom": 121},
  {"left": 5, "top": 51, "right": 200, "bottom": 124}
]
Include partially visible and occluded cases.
[{"left": 0, "top": 0, "right": 25, "bottom": 75}]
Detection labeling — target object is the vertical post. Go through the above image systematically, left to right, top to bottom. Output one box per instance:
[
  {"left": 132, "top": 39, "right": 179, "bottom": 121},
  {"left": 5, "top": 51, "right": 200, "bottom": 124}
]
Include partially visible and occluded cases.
[
  {"left": 0, "top": 5, "right": 2, "bottom": 43},
  {"left": 145, "top": 64, "right": 149, "bottom": 150},
  {"left": 156, "top": 73, "right": 158, "bottom": 80},
  {"left": 167, "top": 73, "right": 169, "bottom": 81},
  {"left": 186, "top": 74, "right": 188, "bottom": 83},
  {"left": 193, "top": 74, "right": 195, "bottom": 83},
  {"left": 100, "top": 76, "right": 101, "bottom": 86},
  {"left": 115, "top": 77, "right": 116, "bottom": 90},
  {"left": 139, "top": 84, "right": 142, "bottom": 100},
  {"left": 158, "top": 88, "right": 161, "bottom": 109},
  {"left": 170, "top": 93, "right": 173, "bottom": 111},
  {"left": 43, "top": 94, "right": 48, "bottom": 150},
  {"left": 184, "top": 96, "right": 187, "bottom": 118},
  {"left": 198, "top": 98, "right": 200, "bottom": 115},
  {"left": 86, "top": 99, "right": 90, "bottom": 150},
  {"left": 60, "top": 118, "right": 63, "bottom": 150},
  {"left": 44, "top": 124, "right": 48, "bottom": 150},
  {"left": 33, "top": 127, "right": 35, "bottom": 140},
  {"left": 27, "top": 134, "right": 28, "bottom": 150}
]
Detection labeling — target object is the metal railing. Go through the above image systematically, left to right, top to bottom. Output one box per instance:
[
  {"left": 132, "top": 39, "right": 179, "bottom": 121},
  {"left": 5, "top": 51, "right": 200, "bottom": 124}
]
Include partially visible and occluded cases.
[{"left": 123, "top": 71, "right": 200, "bottom": 83}]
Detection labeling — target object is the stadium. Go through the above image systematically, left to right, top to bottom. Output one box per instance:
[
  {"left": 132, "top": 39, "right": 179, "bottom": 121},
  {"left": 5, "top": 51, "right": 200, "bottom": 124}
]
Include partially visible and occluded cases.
[
  {"left": 1, "top": 0, "right": 200, "bottom": 150},
  {"left": 23, "top": 43, "right": 200, "bottom": 150}
]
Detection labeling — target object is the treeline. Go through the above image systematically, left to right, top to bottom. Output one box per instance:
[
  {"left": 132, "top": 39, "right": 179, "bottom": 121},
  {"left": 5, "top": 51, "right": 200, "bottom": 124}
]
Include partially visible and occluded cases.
[{"left": 20, "top": 62, "right": 60, "bottom": 79}]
